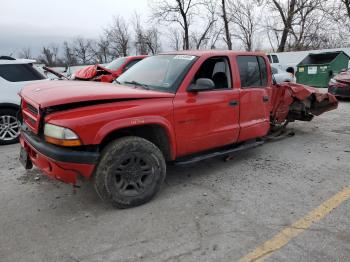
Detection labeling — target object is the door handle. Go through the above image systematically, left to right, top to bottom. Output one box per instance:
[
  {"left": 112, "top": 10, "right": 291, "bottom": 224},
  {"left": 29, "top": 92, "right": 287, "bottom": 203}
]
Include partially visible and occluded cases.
[
  {"left": 263, "top": 96, "right": 269, "bottom": 103},
  {"left": 229, "top": 100, "right": 239, "bottom": 107}
]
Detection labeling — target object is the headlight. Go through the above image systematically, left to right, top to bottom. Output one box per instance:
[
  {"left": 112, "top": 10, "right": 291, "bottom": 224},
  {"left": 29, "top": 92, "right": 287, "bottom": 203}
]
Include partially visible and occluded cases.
[
  {"left": 329, "top": 78, "right": 337, "bottom": 84},
  {"left": 44, "top": 123, "right": 82, "bottom": 146}
]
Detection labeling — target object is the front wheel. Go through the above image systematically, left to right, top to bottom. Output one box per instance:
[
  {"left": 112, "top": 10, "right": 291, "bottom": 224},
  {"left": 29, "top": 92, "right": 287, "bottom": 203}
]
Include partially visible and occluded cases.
[
  {"left": 0, "top": 109, "right": 21, "bottom": 145},
  {"left": 94, "top": 136, "right": 166, "bottom": 208}
]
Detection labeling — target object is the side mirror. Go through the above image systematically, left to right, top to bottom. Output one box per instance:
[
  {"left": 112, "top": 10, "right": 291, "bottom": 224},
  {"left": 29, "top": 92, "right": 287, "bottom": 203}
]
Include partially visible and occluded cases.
[{"left": 187, "top": 78, "right": 215, "bottom": 92}]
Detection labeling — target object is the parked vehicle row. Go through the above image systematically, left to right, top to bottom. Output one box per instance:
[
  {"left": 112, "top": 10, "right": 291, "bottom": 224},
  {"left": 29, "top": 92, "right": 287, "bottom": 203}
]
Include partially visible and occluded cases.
[
  {"left": 19, "top": 51, "right": 337, "bottom": 208},
  {"left": 0, "top": 55, "right": 148, "bottom": 145},
  {"left": 0, "top": 56, "right": 48, "bottom": 145}
]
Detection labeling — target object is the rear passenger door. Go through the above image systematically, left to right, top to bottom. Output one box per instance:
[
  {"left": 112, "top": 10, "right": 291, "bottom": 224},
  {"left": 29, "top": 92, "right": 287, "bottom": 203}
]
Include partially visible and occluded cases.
[{"left": 236, "top": 55, "right": 270, "bottom": 142}]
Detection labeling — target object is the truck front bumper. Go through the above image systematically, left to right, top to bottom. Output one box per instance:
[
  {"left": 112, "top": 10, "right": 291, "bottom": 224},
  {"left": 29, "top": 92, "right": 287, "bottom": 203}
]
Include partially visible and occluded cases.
[{"left": 20, "top": 129, "right": 100, "bottom": 184}]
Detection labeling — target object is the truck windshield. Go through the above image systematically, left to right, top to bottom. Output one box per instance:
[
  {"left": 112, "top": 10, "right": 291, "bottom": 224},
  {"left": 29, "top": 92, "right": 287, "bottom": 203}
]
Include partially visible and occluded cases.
[{"left": 116, "top": 54, "right": 197, "bottom": 93}]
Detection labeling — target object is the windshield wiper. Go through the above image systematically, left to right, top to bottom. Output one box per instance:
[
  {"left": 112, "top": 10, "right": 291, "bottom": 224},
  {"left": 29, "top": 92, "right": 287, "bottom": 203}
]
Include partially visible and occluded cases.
[{"left": 123, "top": 81, "right": 150, "bottom": 90}]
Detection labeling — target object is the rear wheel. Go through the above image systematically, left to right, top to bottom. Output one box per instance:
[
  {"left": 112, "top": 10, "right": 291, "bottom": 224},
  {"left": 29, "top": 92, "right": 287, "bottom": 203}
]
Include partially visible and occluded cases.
[
  {"left": 0, "top": 109, "right": 21, "bottom": 145},
  {"left": 94, "top": 136, "right": 166, "bottom": 208}
]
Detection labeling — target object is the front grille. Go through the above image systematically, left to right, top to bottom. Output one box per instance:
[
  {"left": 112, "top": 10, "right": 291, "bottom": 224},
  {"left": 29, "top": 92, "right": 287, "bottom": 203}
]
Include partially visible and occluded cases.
[
  {"left": 22, "top": 100, "right": 40, "bottom": 134},
  {"left": 27, "top": 103, "right": 38, "bottom": 115}
]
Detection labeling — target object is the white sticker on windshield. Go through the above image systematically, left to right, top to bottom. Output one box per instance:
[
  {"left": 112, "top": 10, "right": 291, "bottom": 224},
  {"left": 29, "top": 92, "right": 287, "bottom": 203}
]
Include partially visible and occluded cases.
[{"left": 174, "top": 55, "right": 196, "bottom": 60}]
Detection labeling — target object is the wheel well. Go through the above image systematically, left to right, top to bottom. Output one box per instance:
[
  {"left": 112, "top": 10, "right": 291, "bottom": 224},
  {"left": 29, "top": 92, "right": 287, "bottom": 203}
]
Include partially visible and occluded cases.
[
  {"left": 0, "top": 103, "right": 20, "bottom": 111},
  {"left": 100, "top": 125, "right": 172, "bottom": 161}
]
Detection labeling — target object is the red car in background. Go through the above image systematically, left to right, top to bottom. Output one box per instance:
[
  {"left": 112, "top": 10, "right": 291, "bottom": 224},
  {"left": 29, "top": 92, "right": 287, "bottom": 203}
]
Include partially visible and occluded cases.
[
  {"left": 73, "top": 55, "right": 147, "bottom": 82},
  {"left": 328, "top": 69, "right": 350, "bottom": 98}
]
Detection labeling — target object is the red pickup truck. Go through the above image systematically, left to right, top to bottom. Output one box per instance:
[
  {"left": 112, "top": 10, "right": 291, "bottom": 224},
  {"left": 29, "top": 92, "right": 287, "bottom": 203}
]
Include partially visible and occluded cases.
[{"left": 19, "top": 51, "right": 337, "bottom": 208}]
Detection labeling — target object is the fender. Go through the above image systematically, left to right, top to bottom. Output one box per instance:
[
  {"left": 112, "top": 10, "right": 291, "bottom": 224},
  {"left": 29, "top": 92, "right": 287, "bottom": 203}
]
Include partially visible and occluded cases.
[{"left": 94, "top": 115, "right": 177, "bottom": 160}]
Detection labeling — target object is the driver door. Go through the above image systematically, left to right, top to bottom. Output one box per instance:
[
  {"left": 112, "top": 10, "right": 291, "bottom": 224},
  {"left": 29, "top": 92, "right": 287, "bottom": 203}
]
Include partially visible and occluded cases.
[{"left": 173, "top": 56, "right": 240, "bottom": 157}]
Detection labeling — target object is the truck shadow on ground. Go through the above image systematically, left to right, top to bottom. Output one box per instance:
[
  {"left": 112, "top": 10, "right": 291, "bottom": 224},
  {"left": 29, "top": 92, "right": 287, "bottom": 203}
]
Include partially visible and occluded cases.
[{"left": 16, "top": 148, "right": 261, "bottom": 215}]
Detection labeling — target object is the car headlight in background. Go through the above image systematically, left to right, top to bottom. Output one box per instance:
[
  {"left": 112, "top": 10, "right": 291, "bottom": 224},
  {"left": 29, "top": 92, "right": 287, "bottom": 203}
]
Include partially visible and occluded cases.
[
  {"left": 329, "top": 78, "right": 337, "bottom": 84},
  {"left": 44, "top": 123, "right": 82, "bottom": 146}
]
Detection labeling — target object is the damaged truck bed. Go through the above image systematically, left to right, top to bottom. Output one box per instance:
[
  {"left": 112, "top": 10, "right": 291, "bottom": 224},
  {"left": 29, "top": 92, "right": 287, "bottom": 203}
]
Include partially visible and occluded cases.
[{"left": 271, "top": 82, "right": 338, "bottom": 125}]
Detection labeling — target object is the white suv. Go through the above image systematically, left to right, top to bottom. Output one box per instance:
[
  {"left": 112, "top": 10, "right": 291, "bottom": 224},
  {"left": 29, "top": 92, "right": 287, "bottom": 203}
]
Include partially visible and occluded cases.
[{"left": 0, "top": 56, "right": 47, "bottom": 145}]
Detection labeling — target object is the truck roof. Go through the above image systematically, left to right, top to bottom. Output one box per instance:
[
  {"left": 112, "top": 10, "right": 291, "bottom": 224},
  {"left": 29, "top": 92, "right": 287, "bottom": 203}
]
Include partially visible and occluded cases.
[{"left": 160, "top": 50, "right": 267, "bottom": 57}]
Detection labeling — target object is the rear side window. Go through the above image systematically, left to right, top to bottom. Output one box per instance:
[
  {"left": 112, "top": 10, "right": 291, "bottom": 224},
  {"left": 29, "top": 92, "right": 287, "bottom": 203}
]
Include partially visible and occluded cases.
[
  {"left": 237, "top": 56, "right": 268, "bottom": 88},
  {"left": 237, "top": 56, "right": 260, "bottom": 87},
  {"left": 0, "top": 64, "right": 46, "bottom": 82}
]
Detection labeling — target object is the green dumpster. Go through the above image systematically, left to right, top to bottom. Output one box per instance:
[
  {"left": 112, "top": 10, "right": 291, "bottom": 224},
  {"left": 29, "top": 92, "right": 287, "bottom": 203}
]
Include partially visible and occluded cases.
[{"left": 296, "top": 51, "right": 350, "bottom": 88}]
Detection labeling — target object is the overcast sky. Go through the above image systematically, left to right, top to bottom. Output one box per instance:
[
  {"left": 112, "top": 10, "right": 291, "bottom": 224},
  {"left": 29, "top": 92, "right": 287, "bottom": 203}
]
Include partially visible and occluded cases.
[{"left": 0, "top": 0, "right": 151, "bottom": 56}]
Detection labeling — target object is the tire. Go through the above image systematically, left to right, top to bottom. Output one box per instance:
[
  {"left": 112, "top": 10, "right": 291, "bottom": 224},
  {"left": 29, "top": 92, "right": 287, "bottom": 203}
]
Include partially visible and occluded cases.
[
  {"left": 0, "top": 108, "right": 21, "bottom": 145},
  {"left": 94, "top": 136, "right": 166, "bottom": 208}
]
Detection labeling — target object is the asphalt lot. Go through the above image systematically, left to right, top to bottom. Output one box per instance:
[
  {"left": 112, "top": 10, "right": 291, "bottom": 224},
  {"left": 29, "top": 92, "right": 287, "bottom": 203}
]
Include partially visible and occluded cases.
[{"left": 1, "top": 92, "right": 350, "bottom": 262}]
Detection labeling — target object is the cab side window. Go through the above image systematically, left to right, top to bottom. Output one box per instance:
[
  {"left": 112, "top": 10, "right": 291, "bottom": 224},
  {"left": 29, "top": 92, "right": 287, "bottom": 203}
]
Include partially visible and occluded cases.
[
  {"left": 237, "top": 56, "right": 268, "bottom": 88},
  {"left": 193, "top": 57, "right": 232, "bottom": 89}
]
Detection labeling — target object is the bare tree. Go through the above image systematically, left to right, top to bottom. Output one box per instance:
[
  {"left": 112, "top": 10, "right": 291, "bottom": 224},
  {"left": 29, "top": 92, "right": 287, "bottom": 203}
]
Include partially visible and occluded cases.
[
  {"left": 151, "top": 0, "right": 200, "bottom": 50},
  {"left": 190, "top": 0, "right": 218, "bottom": 49},
  {"left": 220, "top": 0, "right": 232, "bottom": 50},
  {"left": 228, "top": 0, "right": 260, "bottom": 51},
  {"left": 265, "top": 0, "right": 335, "bottom": 52},
  {"left": 267, "top": 0, "right": 298, "bottom": 52},
  {"left": 289, "top": 0, "right": 327, "bottom": 50},
  {"left": 318, "top": 0, "right": 350, "bottom": 49},
  {"left": 341, "top": 0, "right": 350, "bottom": 17},
  {"left": 133, "top": 14, "right": 162, "bottom": 55},
  {"left": 134, "top": 14, "right": 150, "bottom": 55},
  {"left": 106, "top": 16, "right": 130, "bottom": 57},
  {"left": 144, "top": 27, "right": 162, "bottom": 54},
  {"left": 168, "top": 27, "right": 182, "bottom": 51},
  {"left": 209, "top": 28, "right": 223, "bottom": 49},
  {"left": 96, "top": 36, "right": 111, "bottom": 63},
  {"left": 73, "top": 37, "right": 94, "bottom": 65},
  {"left": 62, "top": 41, "right": 77, "bottom": 66},
  {"left": 38, "top": 44, "right": 60, "bottom": 66},
  {"left": 18, "top": 47, "right": 32, "bottom": 59}
]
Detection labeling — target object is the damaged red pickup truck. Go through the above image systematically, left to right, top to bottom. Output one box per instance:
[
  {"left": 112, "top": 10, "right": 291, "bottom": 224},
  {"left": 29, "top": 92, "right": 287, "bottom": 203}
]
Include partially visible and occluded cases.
[
  {"left": 19, "top": 51, "right": 337, "bottom": 208},
  {"left": 72, "top": 55, "right": 147, "bottom": 82}
]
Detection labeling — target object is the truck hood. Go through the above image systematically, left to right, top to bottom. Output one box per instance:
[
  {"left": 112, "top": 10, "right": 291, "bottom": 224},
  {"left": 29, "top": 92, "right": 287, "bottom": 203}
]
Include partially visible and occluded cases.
[{"left": 20, "top": 80, "right": 175, "bottom": 108}]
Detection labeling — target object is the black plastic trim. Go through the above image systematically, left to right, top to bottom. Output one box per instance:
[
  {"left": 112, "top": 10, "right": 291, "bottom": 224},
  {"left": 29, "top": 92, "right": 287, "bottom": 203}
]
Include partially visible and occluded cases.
[
  {"left": 22, "top": 129, "right": 100, "bottom": 164},
  {"left": 174, "top": 140, "right": 264, "bottom": 166}
]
